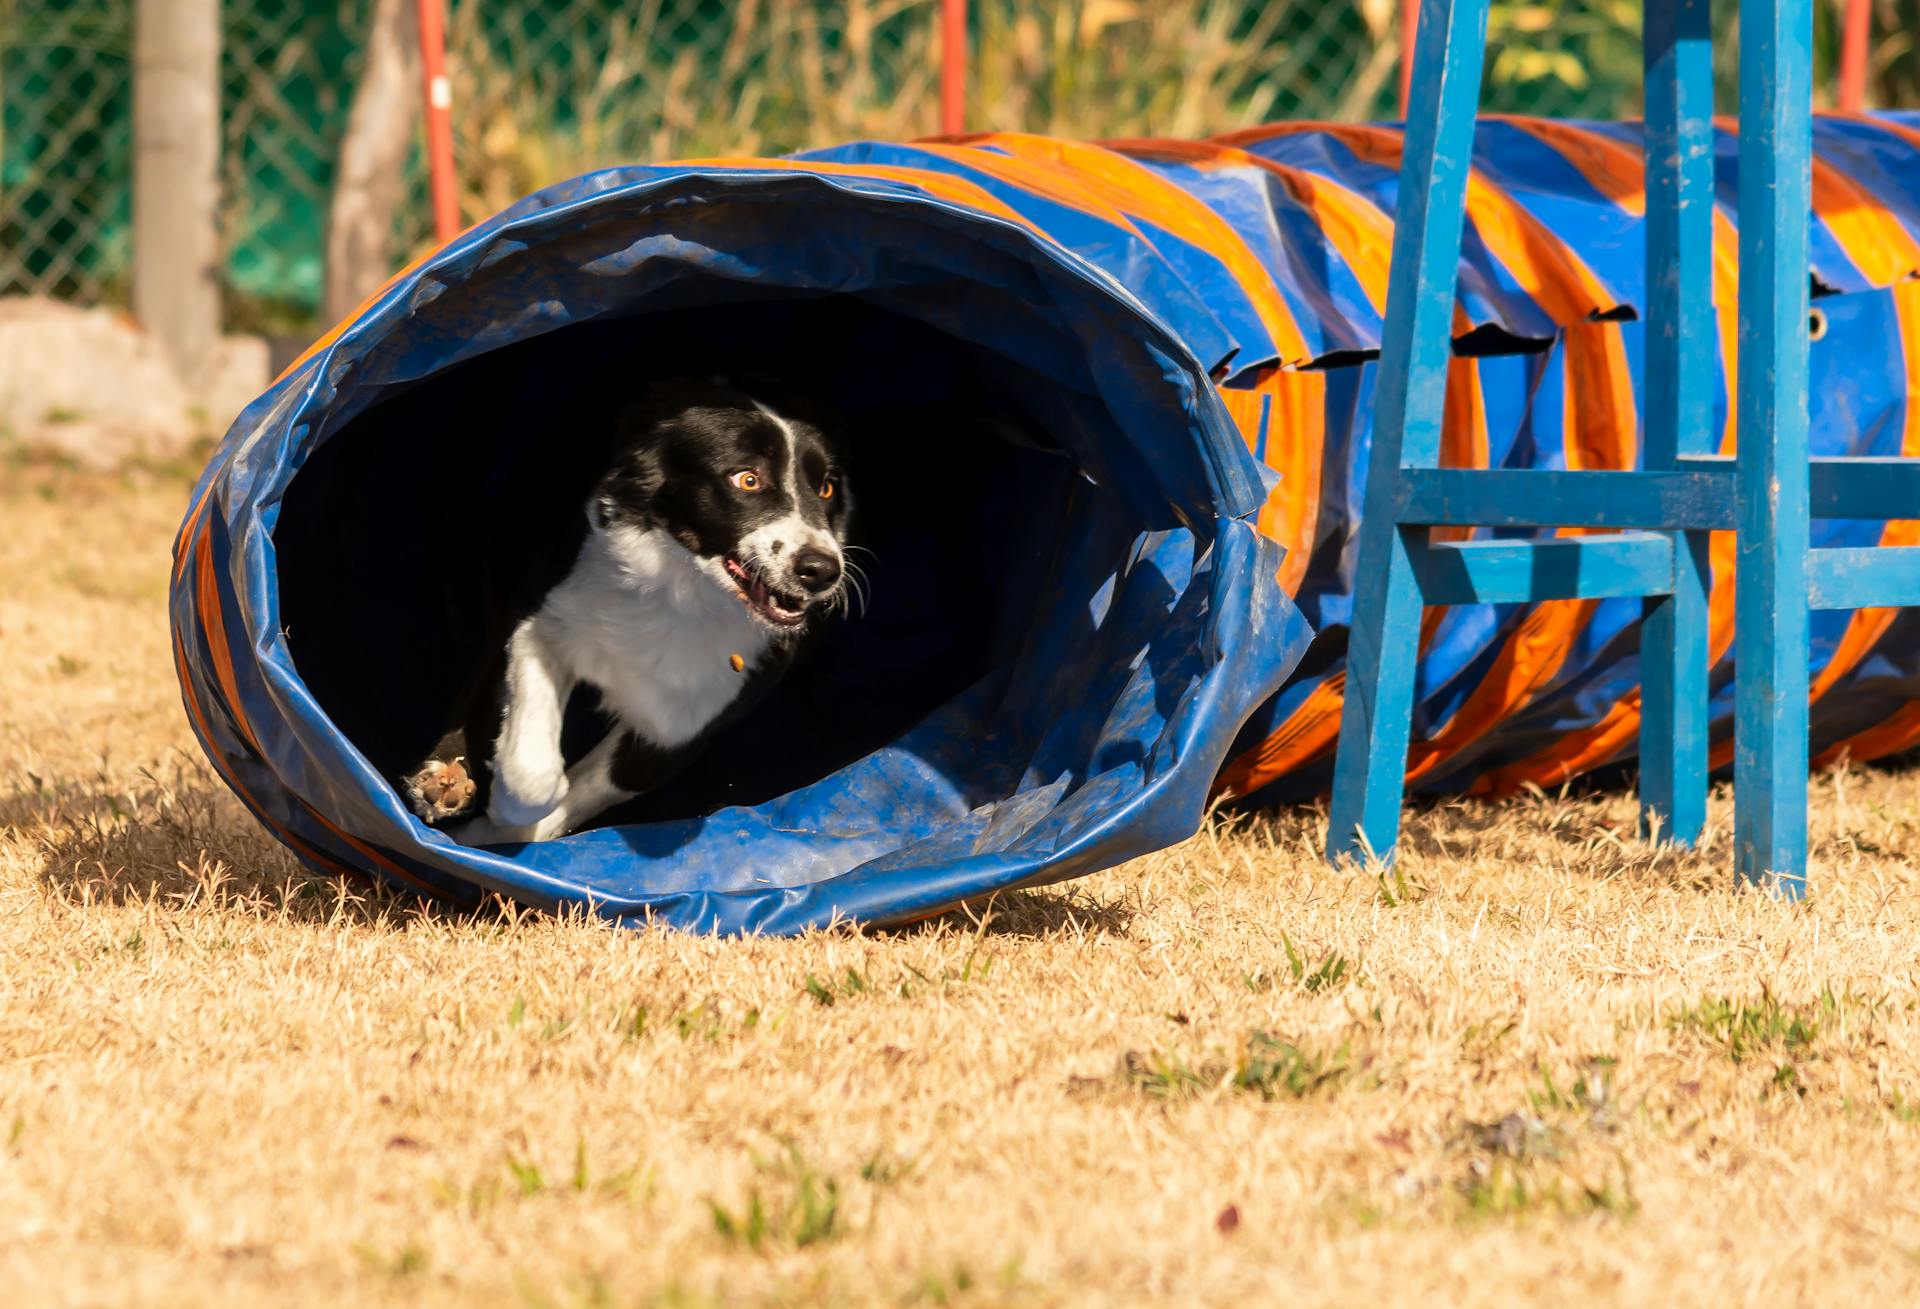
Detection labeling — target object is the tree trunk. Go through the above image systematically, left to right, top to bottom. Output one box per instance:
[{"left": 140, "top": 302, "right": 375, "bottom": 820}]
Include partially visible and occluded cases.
[
  {"left": 133, "top": 0, "right": 222, "bottom": 385},
  {"left": 324, "top": 0, "right": 420, "bottom": 326}
]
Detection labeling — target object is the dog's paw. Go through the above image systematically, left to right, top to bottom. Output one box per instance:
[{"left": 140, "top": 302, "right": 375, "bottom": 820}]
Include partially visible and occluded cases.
[{"left": 402, "top": 757, "right": 478, "bottom": 824}]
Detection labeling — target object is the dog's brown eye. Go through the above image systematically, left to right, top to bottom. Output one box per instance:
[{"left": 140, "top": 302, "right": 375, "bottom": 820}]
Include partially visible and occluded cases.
[
  {"left": 729, "top": 470, "right": 763, "bottom": 492},
  {"left": 819, "top": 478, "right": 835, "bottom": 501}
]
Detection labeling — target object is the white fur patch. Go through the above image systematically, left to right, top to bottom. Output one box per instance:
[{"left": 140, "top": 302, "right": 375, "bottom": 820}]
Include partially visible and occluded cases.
[
  {"left": 748, "top": 398, "right": 841, "bottom": 578},
  {"left": 754, "top": 399, "right": 800, "bottom": 470},
  {"left": 737, "top": 515, "right": 841, "bottom": 579},
  {"left": 538, "top": 522, "right": 773, "bottom": 750},
  {"left": 465, "top": 524, "right": 772, "bottom": 844},
  {"left": 489, "top": 618, "right": 575, "bottom": 826},
  {"left": 460, "top": 729, "right": 631, "bottom": 844}
]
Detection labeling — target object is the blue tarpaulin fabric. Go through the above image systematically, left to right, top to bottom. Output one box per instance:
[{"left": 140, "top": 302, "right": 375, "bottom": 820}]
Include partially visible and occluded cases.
[{"left": 172, "top": 115, "right": 1920, "bottom": 932}]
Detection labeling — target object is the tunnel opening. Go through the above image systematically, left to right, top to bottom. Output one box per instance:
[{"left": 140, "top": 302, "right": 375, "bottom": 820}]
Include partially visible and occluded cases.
[{"left": 276, "top": 292, "right": 1127, "bottom": 836}]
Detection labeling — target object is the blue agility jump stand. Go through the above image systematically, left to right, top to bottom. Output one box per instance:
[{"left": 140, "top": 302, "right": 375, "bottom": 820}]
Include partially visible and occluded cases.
[{"left": 1326, "top": 0, "right": 1920, "bottom": 895}]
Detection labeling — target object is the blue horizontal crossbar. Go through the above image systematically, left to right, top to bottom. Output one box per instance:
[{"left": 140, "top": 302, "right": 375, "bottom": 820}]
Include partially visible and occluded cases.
[
  {"left": 1680, "top": 455, "right": 1920, "bottom": 521},
  {"left": 1397, "top": 458, "right": 1920, "bottom": 532},
  {"left": 1394, "top": 469, "right": 1733, "bottom": 529},
  {"left": 1410, "top": 532, "right": 1676, "bottom": 605},
  {"left": 1808, "top": 545, "right": 1920, "bottom": 610}
]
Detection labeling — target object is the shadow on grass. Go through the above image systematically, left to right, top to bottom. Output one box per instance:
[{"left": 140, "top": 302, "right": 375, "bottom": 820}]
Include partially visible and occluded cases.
[
  {"left": 38, "top": 745, "right": 1900, "bottom": 935},
  {"left": 11, "top": 751, "right": 462, "bottom": 927},
  {"left": 14, "top": 752, "right": 1142, "bottom": 940},
  {"left": 1244, "top": 780, "right": 1743, "bottom": 893},
  {"left": 885, "top": 884, "right": 1138, "bottom": 941}
]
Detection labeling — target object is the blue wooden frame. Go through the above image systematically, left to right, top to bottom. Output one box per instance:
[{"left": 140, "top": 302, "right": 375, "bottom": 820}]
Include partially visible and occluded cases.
[
  {"left": 1327, "top": 0, "right": 1492, "bottom": 865},
  {"left": 1328, "top": 0, "right": 1860, "bottom": 899},
  {"left": 1640, "top": 0, "right": 1716, "bottom": 849},
  {"left": 1733, "top": 0, "right": 1815, "bottom": 896}
]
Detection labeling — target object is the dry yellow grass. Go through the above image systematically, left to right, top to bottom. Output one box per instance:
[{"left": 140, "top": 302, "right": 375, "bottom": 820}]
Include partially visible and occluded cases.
[{"left": 5, "top": 457, "right": 1920, "bottom": 1308}]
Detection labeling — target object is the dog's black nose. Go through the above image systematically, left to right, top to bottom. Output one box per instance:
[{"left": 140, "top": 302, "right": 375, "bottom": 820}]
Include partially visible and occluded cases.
[{"left": 791, "top": 547, "right": 841, "bottom": 595}]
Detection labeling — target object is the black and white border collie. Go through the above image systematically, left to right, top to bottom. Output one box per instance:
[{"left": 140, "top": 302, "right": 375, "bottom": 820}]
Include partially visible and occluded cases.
[{"left": 402, "top": 378, "right": 855, "bottom": 844}]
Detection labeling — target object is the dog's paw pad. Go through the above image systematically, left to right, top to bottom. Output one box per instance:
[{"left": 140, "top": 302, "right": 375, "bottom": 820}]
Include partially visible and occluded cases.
[{"left": 404, "top": 758, "right": 477, "bottom": 823}]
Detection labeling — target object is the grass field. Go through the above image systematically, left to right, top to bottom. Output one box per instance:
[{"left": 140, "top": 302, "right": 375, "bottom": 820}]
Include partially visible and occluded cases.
[{"left": 5, "top": 457, "right": 1920, "bottom": 1307}]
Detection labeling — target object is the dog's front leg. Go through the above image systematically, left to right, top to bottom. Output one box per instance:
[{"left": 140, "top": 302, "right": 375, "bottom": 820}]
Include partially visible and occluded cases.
[
  {"left": 488, "top": 616, "right": 575, "bottom": 827},
  {"left": 453, "top": 731, "right": 634, "bottom": 846}
]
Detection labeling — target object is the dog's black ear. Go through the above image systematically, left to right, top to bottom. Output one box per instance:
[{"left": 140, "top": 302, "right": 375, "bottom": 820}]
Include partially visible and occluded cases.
[
  {"left": 615, "top": 377, "right": 745, "bottom": 441},
  {"left": 598, "top": 379, "right": 730, "bottom": 523},
  {"left": 592, "top": 437, "right": 669, "bottom": 530}
]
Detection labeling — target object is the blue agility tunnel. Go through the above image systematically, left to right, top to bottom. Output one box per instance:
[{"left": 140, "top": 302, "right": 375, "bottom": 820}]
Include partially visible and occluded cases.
[{"left": 172, "top": 116, "right": 1920, "bottom": 932}]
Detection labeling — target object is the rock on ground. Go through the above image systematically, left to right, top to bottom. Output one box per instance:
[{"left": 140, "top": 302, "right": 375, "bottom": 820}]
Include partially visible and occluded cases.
[{"left": 0, "top": 295, "right": 268, "bottom": 468}]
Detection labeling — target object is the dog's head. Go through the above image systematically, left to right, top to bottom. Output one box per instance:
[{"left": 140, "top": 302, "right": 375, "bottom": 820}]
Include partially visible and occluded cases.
[{"left": 593, "top": 379, "right": 853, "bottom": 634}]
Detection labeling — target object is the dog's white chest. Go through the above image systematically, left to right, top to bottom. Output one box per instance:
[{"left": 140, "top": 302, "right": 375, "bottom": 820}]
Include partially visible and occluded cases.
[{"left": 539, "top": 528, "right": 772, "bottom": 748}]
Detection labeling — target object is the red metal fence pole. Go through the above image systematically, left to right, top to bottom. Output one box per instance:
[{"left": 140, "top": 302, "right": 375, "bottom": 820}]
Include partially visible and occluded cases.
[
  {"left": 415, "top": 0, "right": 459, "bottom": 243},
  {"left": 941, "top": 0, "right": 968, "bottom": 135},
  {"left": 1398, "top": 0, "right": 1420, "bottom": 117},
  {"left": 1838, "top": 0, "right": 1871, "bottom": 111}
]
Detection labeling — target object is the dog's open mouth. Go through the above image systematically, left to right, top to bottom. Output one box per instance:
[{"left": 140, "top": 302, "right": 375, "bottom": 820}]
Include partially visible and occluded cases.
[{"left": 724, "top": 558, "right": 809, "bottom": 627}]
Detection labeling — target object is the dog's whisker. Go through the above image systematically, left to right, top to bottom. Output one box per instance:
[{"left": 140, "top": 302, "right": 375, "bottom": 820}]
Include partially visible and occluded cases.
[
  {"left": 838, "top": 563, "right": 871, "bottom": 616},
  {"left": 840, "top": 575, "right": 871, "bottom": 618}
]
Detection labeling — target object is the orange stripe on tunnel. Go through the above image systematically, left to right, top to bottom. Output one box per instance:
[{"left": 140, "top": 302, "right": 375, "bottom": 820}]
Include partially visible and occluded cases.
[
  {"left": 1213, "top": 122, "right": 1631, "bottom": 326},
  {"left": 939, "top": 134, "right": 1336, "bottom": 594},
  {"left": 1100, "top": 137, "right": 1397, "bottom": 319},
  {"left": 187, "top": 529, "right": 447, "bottom": 897}
]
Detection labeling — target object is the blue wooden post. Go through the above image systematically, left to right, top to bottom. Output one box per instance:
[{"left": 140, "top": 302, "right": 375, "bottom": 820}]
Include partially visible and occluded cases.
[
  {"left": 1327, "top": 0, "right": 1491, "bottom": 864},
  {"left": 1638, "top": 0, "right": 1714, "bottom": 846},
  {"left": 1733, "top": 0, "right": 1813, "bottom": 896}
]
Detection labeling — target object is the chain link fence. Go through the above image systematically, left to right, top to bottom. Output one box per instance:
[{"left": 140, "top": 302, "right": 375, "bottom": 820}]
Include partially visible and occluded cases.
[
  {"left": 0, "top": 0, "right": 366, "bottom": 320},
  {"left": 3, "top": 0, "right": 1886, "bottom": 330},
  {"left": 220, "top": 0, "right": 366, "bottom": 325},
  {"left": 1, "top": 1, "right": 134, "bottom": 304}
]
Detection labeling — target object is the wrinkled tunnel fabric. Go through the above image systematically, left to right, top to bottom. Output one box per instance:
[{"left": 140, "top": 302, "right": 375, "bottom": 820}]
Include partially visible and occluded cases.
[{"left": 173, "top": 115, "right": 1920, "bottom": 932}]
